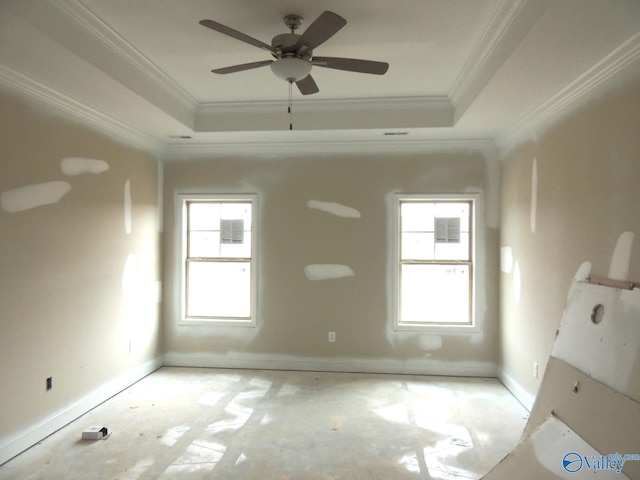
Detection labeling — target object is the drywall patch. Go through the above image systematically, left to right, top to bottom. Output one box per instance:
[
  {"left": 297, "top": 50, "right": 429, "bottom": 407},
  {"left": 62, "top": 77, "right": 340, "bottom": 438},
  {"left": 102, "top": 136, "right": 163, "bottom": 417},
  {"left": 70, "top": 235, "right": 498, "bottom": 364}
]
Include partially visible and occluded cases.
[
  {"left": 60, "top": 157, "right": 109, "bottom": 175},
  {"left": 530, "top": 158, "right": 538, "bottom": 234},
  {"left": 124, "top": 180, "right": 132, "bottom": 235},
  {"left": 1, "top": 181, "right": 71, "bottom": 213},
  {"left": 307, "top": 200, "right": 361, "bottom": 219},
  {"left": 608, "top": 231, "right": 635, "bottom": 281},
  {"left": 501, "top": 246, "right": 513, "bottom": 273},
  {"left": 122, "top": 253, "right": 137, "bottom": 296},
  {"left": 568, "top": 261, "right": 592, "bottom": 298},
  {"left": 573, "top": 261, "right": 592, "bottom": 282},
  {"left": 513, "top": 262, "right": 521, "bottom": 304},
  {"left": 304, "top": 264, "right": 355, "bottom": 281},
  {"left": 551, "top": 282, "right": 640, "bottom": 397},
  {"left": 418, "top": 335, "right": 443, "bottom": 351},
  {"left": 485, "top": 415, "right": 631, "bottom": 479},
  {"left": 529, "top": 416, "right": 626, "bottom": 480}
]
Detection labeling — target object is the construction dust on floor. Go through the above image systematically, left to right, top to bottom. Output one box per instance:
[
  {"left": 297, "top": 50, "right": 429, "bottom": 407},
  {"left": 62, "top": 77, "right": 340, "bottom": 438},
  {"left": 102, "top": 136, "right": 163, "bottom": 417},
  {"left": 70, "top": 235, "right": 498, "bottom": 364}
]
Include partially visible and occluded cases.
[{"left": 0, "top": 368, "right": 528, "bottom": 479}]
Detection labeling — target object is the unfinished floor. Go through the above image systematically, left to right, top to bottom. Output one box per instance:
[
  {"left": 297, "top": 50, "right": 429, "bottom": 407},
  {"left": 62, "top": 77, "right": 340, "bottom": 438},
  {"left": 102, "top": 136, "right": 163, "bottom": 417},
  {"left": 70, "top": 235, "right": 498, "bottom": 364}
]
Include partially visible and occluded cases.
[{"left": 0, "top": 368, "right": 528, "bottom": 480}]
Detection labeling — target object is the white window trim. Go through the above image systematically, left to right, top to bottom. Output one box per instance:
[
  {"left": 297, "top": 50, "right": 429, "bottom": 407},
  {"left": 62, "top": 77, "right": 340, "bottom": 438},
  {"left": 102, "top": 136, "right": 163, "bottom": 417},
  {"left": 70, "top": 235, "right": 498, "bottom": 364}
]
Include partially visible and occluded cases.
[
  {"left": 178, "top": 193, "right": 258, "bottom": 327},
  {"left": 391, "top": 193, "right": 481, "bottom": 333}
]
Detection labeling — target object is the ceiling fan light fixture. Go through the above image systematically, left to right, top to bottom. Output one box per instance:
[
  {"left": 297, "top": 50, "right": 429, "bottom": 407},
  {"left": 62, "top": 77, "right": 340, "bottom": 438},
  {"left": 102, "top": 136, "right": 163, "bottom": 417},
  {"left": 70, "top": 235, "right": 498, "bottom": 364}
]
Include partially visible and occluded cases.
[{"left": 270, "top": 57, "right": 312, "bottom": 82}]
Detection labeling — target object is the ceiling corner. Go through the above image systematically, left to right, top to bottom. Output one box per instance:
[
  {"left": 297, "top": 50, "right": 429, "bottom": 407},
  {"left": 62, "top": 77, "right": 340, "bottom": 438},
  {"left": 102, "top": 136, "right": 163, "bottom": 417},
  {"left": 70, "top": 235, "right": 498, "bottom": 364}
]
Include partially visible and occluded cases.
[{"left": 449, "top": 0, "right": 552, "bottom": 124}]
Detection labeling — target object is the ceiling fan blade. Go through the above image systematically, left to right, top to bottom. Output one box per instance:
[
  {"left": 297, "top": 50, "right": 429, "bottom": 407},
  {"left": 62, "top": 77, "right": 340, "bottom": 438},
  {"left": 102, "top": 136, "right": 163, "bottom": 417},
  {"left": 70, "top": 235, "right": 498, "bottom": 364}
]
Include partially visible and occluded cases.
[
  {"left": 297, "top": 11, "right": 346, "bottom": 52},
  {"left": 200, "top": 19, "right": 274, "bottom": 54},
  {"left": 312, "top": 56, "right": 389, "bottom": 75},
  {"left": 212, "top": 60, "right": 273, "bottom": 74},
  {"left": 296, "top": 75, "right": 319, "bottom": 95}
]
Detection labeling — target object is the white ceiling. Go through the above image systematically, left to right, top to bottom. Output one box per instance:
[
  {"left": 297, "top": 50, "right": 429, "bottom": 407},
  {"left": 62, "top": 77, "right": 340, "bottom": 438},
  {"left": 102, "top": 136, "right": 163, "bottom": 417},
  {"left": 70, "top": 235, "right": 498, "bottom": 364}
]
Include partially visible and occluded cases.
[{"left": 1, "top": 0, "right": 639, "bottom": 157}]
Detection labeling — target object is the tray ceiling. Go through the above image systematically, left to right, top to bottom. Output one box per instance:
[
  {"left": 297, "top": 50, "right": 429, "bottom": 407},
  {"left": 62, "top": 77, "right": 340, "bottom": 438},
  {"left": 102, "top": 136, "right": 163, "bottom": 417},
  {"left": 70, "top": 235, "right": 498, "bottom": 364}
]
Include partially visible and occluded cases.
[{"left": 1, "top": 0, "right": 639, "bottom": 156}]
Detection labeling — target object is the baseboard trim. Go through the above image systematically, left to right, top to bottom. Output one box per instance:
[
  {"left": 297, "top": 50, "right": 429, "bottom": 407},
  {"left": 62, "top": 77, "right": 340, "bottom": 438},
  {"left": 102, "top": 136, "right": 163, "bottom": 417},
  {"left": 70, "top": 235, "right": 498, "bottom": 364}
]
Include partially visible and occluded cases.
[
  {"left": 163, "top": 352, "right": 498, "bottom": 378},
  {"left": 0, "top": 358, "right": 162, "bottom": 466},
  {"left": 497, "top": 367, "right": 536, "bottom": 411}
]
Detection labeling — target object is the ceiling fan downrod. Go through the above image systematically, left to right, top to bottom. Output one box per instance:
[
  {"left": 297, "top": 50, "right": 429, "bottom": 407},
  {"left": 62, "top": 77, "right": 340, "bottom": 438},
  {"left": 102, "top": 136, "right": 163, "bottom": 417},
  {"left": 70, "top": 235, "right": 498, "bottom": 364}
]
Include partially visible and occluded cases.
[{"left": 283, "top": 14, "right": 303, "bottom": 33}]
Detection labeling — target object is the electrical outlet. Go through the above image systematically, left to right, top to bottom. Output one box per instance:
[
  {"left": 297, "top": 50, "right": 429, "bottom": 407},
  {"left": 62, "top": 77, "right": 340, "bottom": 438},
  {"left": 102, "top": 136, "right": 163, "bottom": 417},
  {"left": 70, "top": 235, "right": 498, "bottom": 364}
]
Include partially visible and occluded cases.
[
  {"left": 328, "top": 331, "right": 336, "bottom": 343},
  {"left": 533, "top": 362, "right": 539, "bottom": 379},
  {"left": 46, "top": 377, "right": 52, "bottom": 391}
]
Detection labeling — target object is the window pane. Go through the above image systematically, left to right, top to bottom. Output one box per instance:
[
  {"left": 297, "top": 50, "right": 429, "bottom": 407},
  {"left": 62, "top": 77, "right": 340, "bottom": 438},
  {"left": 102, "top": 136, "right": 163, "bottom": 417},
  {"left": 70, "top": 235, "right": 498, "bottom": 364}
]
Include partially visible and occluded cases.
[
  {"left": 220, "top": 202, "right": 252, "bottom": 229},
  {"left": 401, "top": 202, "right": 434, "bottom": 232},
  {"left": 434, "top": 202, "right": 469, "bottom": 232},
  {"left": 189, "top": 203, "right": 220, "bottom": 231},
  {"left": 189, "top": 231, "right": 221, "bottom": 258},
  {"left": 220, "top": 231, "right": 252, "bottom": 258},
  {"left": 434, "top": 232, "right": 470, "bottom": 261},
  {"left": 401, "top": 233, "right": 434, "bottom": 260},
  {"left": 186, "top": 261, "right": 251, "bottom": 318},
  {"left": 400, "top": 264, "right": 470, "bottom": 324}
]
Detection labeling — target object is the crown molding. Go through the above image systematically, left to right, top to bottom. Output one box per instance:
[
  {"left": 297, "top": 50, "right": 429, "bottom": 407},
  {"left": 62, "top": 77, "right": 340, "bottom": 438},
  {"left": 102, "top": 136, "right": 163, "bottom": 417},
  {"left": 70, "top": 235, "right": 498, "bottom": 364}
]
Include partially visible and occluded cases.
[
  {"left": 44, "top": 0, "right": 197, "bottom": 128},
  {"left": 50, "top": 0, "right": 197, "bottom": 114},
  {"left": 450, "top": 0, "right": 552, "bottom": 123},
  {"left": 451, "top": 0, "right": 528, "bottom": 101},
  {"left": 497, "top": 31, "right": 640, "bottom": 153},
  {"left": 0, "top": 64, "right": 165, "bottom": 155},
  {"left": 163, "top": 137, "right": 496, "bottom": 160}
]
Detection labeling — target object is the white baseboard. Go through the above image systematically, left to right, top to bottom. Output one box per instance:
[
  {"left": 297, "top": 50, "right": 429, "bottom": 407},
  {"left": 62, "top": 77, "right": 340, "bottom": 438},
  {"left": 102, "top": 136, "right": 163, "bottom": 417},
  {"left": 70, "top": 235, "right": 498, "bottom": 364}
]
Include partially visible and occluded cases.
[
  {"left": 163, "top": 352, "right": 498, "bottom": 378},
  {"left": 0, "top": 358, "right": 162, "bottom": 466},
  {"left": 497, "top": 367, "right": 536, "bottom": 411}
]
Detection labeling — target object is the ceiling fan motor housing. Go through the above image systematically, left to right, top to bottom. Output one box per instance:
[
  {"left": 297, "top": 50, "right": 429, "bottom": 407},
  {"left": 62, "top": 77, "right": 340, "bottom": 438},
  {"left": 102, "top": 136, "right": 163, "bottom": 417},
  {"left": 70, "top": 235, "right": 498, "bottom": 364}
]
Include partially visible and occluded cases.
[
  {"left": 270, "top": 31, "right": 313, "bottom": 82},
  {"left": 271, "top": 33, "right": 311, "bottom": 59}
]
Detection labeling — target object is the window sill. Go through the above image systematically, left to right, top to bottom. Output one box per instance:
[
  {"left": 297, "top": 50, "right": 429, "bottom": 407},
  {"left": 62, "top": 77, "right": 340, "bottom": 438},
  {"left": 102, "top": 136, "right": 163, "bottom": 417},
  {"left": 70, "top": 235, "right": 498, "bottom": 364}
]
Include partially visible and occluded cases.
[
  {"left": 179, "top": 318, "right": 257, "bottom": 327},
  {"left": 394, "top": 322, "right": 480, "bottom": 334}
]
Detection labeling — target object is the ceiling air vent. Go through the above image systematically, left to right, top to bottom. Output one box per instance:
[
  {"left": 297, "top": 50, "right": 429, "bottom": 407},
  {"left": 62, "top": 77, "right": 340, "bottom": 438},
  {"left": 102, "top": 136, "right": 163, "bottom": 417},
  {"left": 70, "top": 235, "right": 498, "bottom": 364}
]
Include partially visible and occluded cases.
[{"left": 383, "top": 131, "right": 409, "bottom": 136}]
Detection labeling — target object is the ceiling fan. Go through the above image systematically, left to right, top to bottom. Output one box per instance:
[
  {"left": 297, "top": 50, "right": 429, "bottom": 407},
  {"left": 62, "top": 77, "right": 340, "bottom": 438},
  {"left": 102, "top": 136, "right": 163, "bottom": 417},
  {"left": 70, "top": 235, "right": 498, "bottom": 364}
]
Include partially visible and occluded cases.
[{"left": 199, "top": 10, "right": 389, "bottom": 95}]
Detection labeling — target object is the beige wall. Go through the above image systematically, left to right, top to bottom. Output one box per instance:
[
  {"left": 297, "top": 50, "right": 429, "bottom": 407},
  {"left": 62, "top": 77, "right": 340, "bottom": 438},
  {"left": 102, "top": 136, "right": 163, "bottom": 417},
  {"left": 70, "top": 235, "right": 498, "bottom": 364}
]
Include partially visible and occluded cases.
[
  {"left": 499, "top": 78, "right": 640, "bottom": 405},
  {"left": 0, "top": 91, "right": 162, "bottom": 462},
  {"left": 162, "top": 151, "right": 501, "bottom": 375}
]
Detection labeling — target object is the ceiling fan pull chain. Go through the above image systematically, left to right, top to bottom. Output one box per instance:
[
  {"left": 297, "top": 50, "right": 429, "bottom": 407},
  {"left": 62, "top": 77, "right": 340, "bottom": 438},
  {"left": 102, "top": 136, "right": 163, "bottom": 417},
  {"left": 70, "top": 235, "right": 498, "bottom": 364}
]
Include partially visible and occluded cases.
[{"left": 288, "top": 81, "right": 293, "bottom": 130}]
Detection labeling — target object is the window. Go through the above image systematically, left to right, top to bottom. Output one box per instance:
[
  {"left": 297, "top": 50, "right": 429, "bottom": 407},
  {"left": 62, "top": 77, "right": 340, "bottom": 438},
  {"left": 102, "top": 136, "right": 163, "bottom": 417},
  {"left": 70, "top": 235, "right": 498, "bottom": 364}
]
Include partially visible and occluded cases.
[
  {"left": 180, "top": 195, "right": 257, "bottom": 326},
  {"left": 395, "top": 196, "right": 474, "bottom": 329}
]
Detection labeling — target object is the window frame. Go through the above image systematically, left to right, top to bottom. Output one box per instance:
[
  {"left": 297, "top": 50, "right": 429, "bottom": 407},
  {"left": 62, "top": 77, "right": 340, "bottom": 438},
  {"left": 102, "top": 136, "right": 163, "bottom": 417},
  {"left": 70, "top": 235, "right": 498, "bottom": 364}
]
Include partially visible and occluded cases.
[
  {"left": 178, "top": 193, "right": 258, "bottom": 327},
  {"left": 392, "top": 193, "right": 478, "bottom": 332}
]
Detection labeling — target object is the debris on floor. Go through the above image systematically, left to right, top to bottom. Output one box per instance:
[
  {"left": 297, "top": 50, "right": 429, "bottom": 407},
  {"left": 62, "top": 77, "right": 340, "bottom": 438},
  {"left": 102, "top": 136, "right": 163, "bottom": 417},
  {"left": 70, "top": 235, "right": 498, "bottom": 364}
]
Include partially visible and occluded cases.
[{"left": 81, "top": 426, "right": 109, "bottom": 441}]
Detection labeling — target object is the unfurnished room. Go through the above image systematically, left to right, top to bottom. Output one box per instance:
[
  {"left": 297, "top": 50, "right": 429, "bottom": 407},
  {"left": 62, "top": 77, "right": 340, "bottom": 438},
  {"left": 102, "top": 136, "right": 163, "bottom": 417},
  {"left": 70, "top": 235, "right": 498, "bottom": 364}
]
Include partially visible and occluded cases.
[{"left": 1, "top": 1, "right": 640, "bottom": 479}]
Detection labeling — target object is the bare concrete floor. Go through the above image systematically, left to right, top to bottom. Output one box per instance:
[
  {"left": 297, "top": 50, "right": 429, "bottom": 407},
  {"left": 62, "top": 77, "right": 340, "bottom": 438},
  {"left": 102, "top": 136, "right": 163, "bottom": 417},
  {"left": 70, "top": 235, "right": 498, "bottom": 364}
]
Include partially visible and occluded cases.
[{"left": 0, "top": 368, "right": 528, "bottom": 480}]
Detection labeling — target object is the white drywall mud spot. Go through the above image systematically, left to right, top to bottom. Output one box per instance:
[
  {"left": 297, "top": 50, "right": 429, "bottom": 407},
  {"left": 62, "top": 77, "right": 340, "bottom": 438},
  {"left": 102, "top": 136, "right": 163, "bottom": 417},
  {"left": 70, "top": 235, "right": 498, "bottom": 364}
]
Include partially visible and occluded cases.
[
  {"left": 60, "top": 157, "right": 109, "bottom": 175},
  {"left": 530, "top": 158, "right": 538, "bottom": 234},
  {"left": 124, "top": 180, "right": 132, "bottom": 235},
  {"left": 1, "top": 181, "right": 71, "bottom": 213},
  {"left": 307, "top": 200, "right": 361, "bottom": 219},
  {"left": 608, "top": 231, "right": 635, "bottom": 281},
  {"left": 501, "top": 246, "right": 513, "bottom": 273},
  {"left": 122, "top": 253, "right": 137, "bottom": 296},
  {"left": 568, "top": 261, "right": 592, "bottom": 298},
  {"left": 573, "top": 261, "right": 592, "bottom": 282},
  {"left": 513, "top": 262, "right": 521, "bottom": 304},
  {"left": 304, "top": 264, "right": 355, "bottom": 281},
  {"left": 418, "top": 335, "right": 443, "bottom": 351}
]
